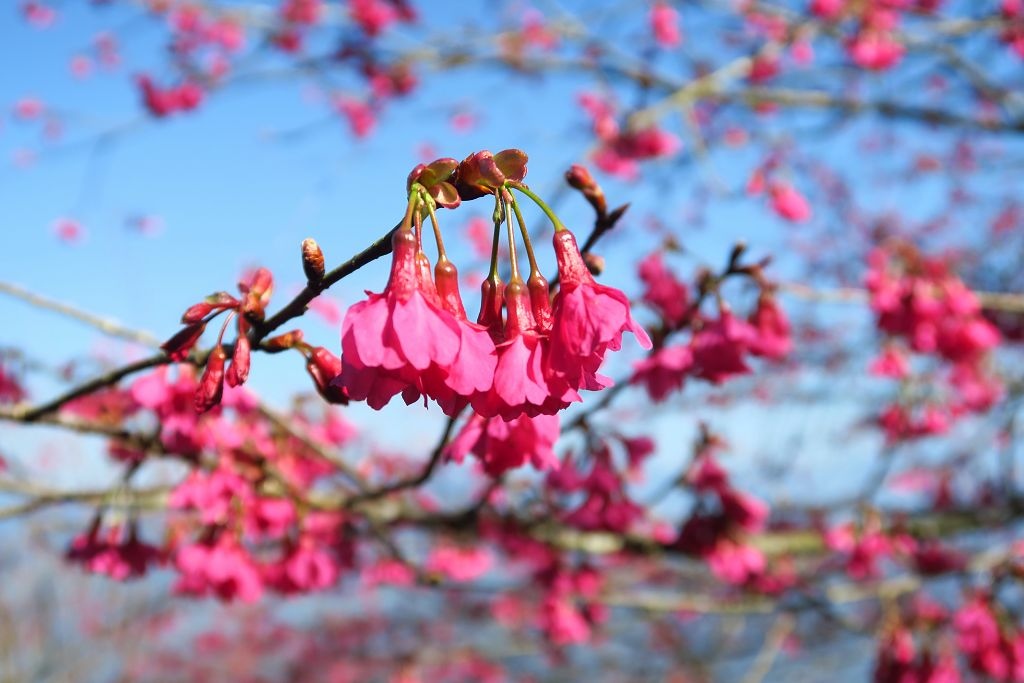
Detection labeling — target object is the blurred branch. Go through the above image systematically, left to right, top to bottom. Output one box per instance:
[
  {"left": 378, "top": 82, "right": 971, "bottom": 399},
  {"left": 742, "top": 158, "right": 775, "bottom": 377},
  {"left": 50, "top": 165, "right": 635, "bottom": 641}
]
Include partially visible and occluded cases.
[
  {"left": 0, "top": 281, "right": 161, "bottom": 348},
  {"left": 779, "top": 281, "right": 1024, "bottom": 313},
  {"left": 0, "top": 479, "right": 168, "bottom": 520},
  {"left": 741, "top": 612, "right": 796, "bottom": 683}
]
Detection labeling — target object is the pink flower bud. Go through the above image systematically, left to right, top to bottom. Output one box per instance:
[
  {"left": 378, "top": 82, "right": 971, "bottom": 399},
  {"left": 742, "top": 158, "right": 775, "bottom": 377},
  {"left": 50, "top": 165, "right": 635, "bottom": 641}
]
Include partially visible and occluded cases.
[
  {"left": 565, "top": 164, "right": 606, "bottom": 216},
  {"left": 239, "top": 267, "right": 274, "bottom": 320},
  {"left": 527, "top": 272, "right": 553, "bottom": 333},
  {"left": 181, "top": 302, "right": 215, "bottom": 324},
  {"left": 161, "top": 322, "right": 206, "bottom": 361},
  {"left": 226, "top": 334, "right": 251, "bottom": 387},
  {"left": 194, "top": 346, "right": 227, "bottom": 413},
  {"left": 307, "top": 347, "right": 348, "bottom": 404}
]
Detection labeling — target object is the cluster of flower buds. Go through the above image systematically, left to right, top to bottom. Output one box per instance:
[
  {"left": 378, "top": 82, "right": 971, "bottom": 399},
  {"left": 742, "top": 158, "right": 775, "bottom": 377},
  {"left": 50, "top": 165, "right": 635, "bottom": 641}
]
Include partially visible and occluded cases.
[
  {"left": 136, "top": 74, "right": 204, "bottom": 118},
  {"left": 335, "top": 150, "right": 650, "bottom": 455},
  {"left": 630, "top": 247, "right": 792, "bottom": 403},
  {"left": 161, "top": 268, "right": 274, "bottom": 413}
]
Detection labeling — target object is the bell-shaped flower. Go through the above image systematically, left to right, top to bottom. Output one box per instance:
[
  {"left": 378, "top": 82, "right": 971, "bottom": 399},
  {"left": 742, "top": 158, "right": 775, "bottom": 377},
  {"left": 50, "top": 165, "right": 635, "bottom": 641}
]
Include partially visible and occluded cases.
[
  {"left": 337, "top": 229, "right": 496, "bottom": 415},
  {"left": 547, "top": 230, "right": 651, "bottom": 392}
]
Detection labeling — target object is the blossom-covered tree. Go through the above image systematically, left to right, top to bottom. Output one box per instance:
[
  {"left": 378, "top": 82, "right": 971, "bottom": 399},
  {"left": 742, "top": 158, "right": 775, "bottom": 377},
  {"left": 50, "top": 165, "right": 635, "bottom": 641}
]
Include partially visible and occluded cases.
[{"left": 2, "top": 0, "right": 1024, "bottom": 680}]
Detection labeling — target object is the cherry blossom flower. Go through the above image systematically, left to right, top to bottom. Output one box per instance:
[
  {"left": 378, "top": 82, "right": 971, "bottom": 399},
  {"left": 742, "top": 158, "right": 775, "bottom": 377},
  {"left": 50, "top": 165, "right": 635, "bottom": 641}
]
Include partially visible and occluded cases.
[
  {"left": 650, "top": 2, "right": 682, "bottom": 48},
  {"left": 338, "top": 228, "right": 496, "bottom": 415},
  {"left": 547, "top": 229, "right": 652, "bottom": 393},
  {"left": 446, "top": 412, "right": 560, "bottom": 476}
]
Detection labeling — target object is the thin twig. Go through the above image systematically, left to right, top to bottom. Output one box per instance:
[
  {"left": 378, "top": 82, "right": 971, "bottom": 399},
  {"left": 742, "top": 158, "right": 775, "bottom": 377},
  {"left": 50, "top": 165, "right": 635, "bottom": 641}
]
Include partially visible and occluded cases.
[{"left": 0, "top": 281, "right": 162, "bottom": 348}]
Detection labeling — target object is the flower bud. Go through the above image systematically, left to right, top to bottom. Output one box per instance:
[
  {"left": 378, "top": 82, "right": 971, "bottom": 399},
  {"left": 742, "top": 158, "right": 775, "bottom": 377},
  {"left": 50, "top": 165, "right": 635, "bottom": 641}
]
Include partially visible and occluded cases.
[
  {"left": 565, "top": 164, "right": 606, "bottom": 216},
  {"left": 301, "top": 238, "right": 325, "bottom": 284},
  {"left": 584, "top": 253, "right": 605, "bottom": 276},
  {"left": 434, "top": 257, "right": 467, "bottom": 319},
  {"left": 239, "top": 267, "right": 274, "bottom": 320},
  {"left": 527, "top": 272, "right": 553, "bottom": 333},
  {"left": 477, "top": 276, "right": 505, "bottom": 342},
  {"left": 181, "top": 292, "right": 237, "bottom": 323},
  {"left": 181, "top": 302, "right": 215, "bottom": 324},
  {"left": 161, "top": 322, "right": 206, "bottom": 361},
  {"left": 263, "top": 329, "right": 304, "bottom": 352},
  {"left": 226, "top": 333, "right": 251, "bottom": 387},
  {"left": 194, "top": 346, "right": 227, "bottom": 413},
  {"left": 306, "top": 347, "right": 348, "bottom": 404}
]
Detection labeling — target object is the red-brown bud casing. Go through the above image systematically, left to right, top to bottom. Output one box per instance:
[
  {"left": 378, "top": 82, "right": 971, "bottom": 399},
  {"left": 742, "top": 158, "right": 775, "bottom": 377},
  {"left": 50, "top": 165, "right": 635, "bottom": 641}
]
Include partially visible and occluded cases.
[
  {"left": 162, "top": 322, "right": 206, "bottom": 361},
  {"left": 194, "top": 345, "right": 227, "bottom": 413}
]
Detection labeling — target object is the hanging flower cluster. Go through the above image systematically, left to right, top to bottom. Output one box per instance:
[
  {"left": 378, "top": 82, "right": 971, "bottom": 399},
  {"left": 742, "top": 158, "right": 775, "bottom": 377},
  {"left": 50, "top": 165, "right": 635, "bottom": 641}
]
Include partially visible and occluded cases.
[
  {"left": 335, "top": 150, "right": 650, "bottom": 435},
  {"left": 866, "top": 241, "right": 1003, "bottom": 442},
  {"left": 630, "top": 249, "right": 792, "bottom": 403},
  {"left": 161, "top": 267, "right": 276, "bottom": 413}
]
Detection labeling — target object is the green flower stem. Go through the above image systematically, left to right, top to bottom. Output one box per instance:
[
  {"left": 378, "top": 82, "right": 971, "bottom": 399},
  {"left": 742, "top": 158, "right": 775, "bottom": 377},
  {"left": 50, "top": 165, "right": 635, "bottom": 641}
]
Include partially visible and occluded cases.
[
  {"left": 508, "top": 181, "right": 566, "bottom": 233},
  {"left": 487, "top": 192, "right": 504, "bottom": 281},
  {"left": 424, "top": 196, "right": 447, "bottom": 260},
  {"left": 505, "top": 197, "right": 521, "bottom": 283},
  {"left": 509, "top": 197, "right": 541, "bottom": 277}
]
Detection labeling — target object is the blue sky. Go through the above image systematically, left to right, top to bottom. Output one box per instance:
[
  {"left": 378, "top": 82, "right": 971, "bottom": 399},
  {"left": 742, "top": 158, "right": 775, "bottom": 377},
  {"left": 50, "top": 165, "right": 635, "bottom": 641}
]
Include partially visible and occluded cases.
[{"left": 1, "top": 0, "right": 1010, "bottom": 506}]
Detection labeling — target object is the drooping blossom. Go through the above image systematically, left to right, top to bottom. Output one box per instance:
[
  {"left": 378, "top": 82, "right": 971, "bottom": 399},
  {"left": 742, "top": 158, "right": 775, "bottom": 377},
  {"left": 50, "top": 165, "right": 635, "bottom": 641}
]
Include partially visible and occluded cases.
[
  {"left": 650, "top": 2, "right": 681, "bottom": 48},
  {"left": 847, "top": 10, "right": 904, "bottom": 71},
  {"left": 136, "top": 75, "right": 204, "bottom": 118},
  {"left": 578, "top": 93, "right": 680, "bottom": 179},
  {"left": 769, "top": 182, "right": 812, "bottom": 223},
  {"left": 337, "top": 228, "right": 496, "bottom": 415},
  {"left": 547, "top": 229, "right": 652, "bottom": 392},
  {"left": 637, "top": 251, "right": 689, "bottom": 327},
  {"left": 472, "top": 280, "right": 577, "bottom": 419},
  {"left": 746, "top": 293, "right": 792, "bottom": 360},
  {"left": 689, "top": 309, "right": 754, "bottom": 383},
  {"left": 631, "top": 345, "right": 693, "bottom": 402},
  {"left": 870, "top": 346, "right": 910, "bottom": 379},
  {"left": 446, "top": 412, "right": 560, "bottom": 476},
  {"left": 557, "top": 444, "right": 646, "bottom": 534},
  {"left": 67, "top": 522, "right": 162, "bottom": 581},
  {"left": 174, "top": 536, "right": 263, "bottom": 603},
  {"left": 425, "top": 545, "right": 493, "bottom": 582}
]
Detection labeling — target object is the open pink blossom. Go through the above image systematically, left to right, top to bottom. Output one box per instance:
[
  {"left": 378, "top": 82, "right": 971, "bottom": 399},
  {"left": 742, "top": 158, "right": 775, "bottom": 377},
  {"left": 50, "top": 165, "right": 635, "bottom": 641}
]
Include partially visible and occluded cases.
[
  {"left": 338, "top": 229, "right": 496, "bottom": 415},
  {"left": 547, "top": 230, "right": 651, "bottom": 393},
  {"left": 637, "top": 251, "right": 689, "bottom": 327},
  {"left": 746, "top": 294, "right": 792, "bottom": 360},
  {"left": 690, "top": 310, "right": 754, "bottom": 383},
  {"left": 631, "top": 345, "right": 693, "bottom": 402},
  {"left": 446, "top": 412, "right": 560, "bottom": 476},
  {"left": 174, "top": 537, "right": 263, "bottom": 603},
  {"left": 425, "top": 546, "right": 493, "bottom": 582}
]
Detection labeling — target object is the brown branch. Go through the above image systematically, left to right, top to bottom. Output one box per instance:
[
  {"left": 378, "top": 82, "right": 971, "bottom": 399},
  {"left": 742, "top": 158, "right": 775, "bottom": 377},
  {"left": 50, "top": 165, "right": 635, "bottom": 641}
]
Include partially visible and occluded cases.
[
  {"left": 254, "top": 222, "right": 401, "bottom": 341},
  {"left": 2, "top": 223, "right": 403, "bottom": 423},
  {"left": 9, "top": 354, "right": 169, "bottom": 423},
  {"left": 349, "top": 413, "right": 459, "bottom": 505},
  {"left": 0, "top": 480, "right": 168, "bottom": 520}
]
